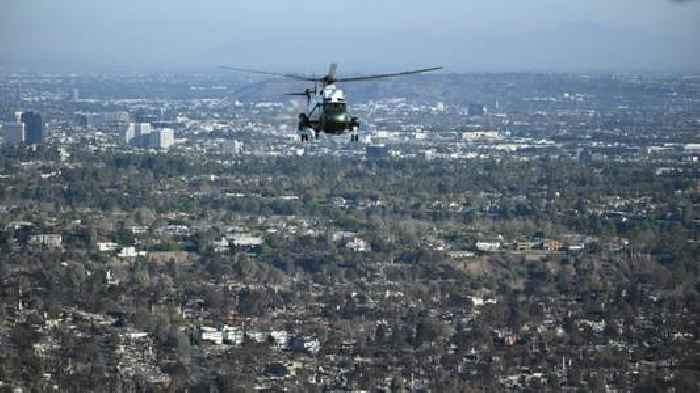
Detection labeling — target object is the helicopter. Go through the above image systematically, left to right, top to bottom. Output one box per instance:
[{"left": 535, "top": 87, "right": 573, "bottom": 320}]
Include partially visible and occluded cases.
[{"left": 220, "top": 63, "right": 442, "bottom": 142}]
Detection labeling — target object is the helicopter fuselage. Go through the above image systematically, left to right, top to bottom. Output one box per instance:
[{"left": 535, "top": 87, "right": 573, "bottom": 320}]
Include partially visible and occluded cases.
[
  {"left": 301, "top": 84, "right": 359, "bottom": 136},
  {"left": 318, "top": 102, "right": 352, "bottom": 134}
]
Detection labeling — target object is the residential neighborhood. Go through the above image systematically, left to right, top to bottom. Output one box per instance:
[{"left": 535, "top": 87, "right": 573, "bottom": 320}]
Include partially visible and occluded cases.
[{"left": 0, "top": 70, "right": 698, "bottom": 392}]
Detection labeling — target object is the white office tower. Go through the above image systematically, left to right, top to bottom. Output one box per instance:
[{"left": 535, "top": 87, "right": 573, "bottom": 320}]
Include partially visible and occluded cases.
[
  {"left": 3, "top": 122, "right": 25, "bottom": 145},
  {"left": 122, "top": 123, "right": 135, "bottom": 144},
  {"left": 134, "top": 123, "right": 151, "bottom": 137},
  {"left": 148, "top": 128, "right": 174, "bottom": 149},
  {"left": 160, "top": 128, "right": 174, "bottom": 149}
]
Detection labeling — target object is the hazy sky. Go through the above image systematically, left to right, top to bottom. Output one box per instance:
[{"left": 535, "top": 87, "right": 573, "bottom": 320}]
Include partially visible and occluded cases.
[{"left": 2, "top": 0, "right": 699, "bottom": 73}]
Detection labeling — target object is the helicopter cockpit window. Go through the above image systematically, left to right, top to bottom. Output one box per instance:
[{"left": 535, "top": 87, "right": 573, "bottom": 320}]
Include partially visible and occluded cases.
[{"left": 326, "top": 102, "right": 346, "bottom": 112}]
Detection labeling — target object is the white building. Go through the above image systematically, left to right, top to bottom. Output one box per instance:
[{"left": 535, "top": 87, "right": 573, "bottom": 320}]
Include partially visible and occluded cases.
[
  {"left": 123, "top": 122, "right": 153, "bottom": 145},
  {"left": 121, "top": 123, "right": 135, "bottom": 144},
  {"left": 134, "top": 123, "right": 151, "bottom": 137},
  {"left": 145, "top": 128, "right": 174, "bottom": 150},
  {"left": 158, "top": 128, "right": 174, "bottom": 149},
  {"left": 462, "top": 131, "right": 502, "bottom": 142},
  {"left": 29, "top": 234, "right": 62, "bottom": 248},
  {"left": 228, "top": 234, "right": 264, "bottom": 247},
  {"left": 212, "top": 237, "right": 230, "bottom": 253},
  {"left": 346, "top": 237, "right": 370, "bottom": 252},
  {"left": 476, "top": 240, "right": 501, "bottom": 252},
  {"left": 97, "top": 242, "right": 120, "bottom": 252},
  {"left": 118, "top": 246, "right": 138, "bottom": 258},
  {"left": 200, "top": 326, "right": 223, "bottom": 345},
  {"left": 223, "top": 326, "right": 244, "bottom": 345},
  {"left": 269, "top": 330, "right": 289, "bottom": 349},
  {"left": 302, "top": 336, "right": 320, "bottom": 354}
]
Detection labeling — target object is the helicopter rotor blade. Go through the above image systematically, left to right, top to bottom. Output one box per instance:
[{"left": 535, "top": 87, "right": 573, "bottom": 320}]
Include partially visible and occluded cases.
[
  {"left": 221, "top": 64, "right": 442, "bottom": 88},
  {"left": 219, "top": 65, "right": 318, "bottom": 82},
  {"left": 335, "top": 66, "right": 443, "bottom": 82}
]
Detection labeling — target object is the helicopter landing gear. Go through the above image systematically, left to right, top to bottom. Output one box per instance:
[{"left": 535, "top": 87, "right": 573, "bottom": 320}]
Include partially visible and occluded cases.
[
  {"left": 298, "top": 113, "right": 313, "bottom": 143},
  {"left": 349, "top": 117, "right": 360, "bottom": 143},
  {"left": 298, "top": 129, "right": 319, "bottom": 143}
]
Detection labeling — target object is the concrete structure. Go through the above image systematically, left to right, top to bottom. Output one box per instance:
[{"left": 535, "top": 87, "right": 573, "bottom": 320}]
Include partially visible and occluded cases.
[
  {"left": 21, "top": 111, "right": 44, "bottom": 144},
  {"left": 76, "top": 111, "right": 129, "bottom": 130},
  {"left": 2, "top": 122, "right": 25, "bottom": 145},
  {"left": 122, "top": 122, "right": 153, "bottom": 144},
  {"left": 121, "top": 123, "right": 135, "bottom": 144},
  {"left": 134, "top": 123, "right": 152, "bottom": 137},
  {"left": 125, "top": 124, "right": 173, "bottom": 149},
  {"left": 131, "top": 127, "right": 173, "bottom": 149},
  {"left": 152, "top": 128, "right": 174, "bottom": 149},
  {"left": 462, "top": 131, "right": 502, "bottom": 142},
  {"left": 29, "top": 234, "right": 62, "bottom": 248},
  {"left": 228, "top": 234, "right": 263, "bottom": 247},
  {"left": 346, "top": 237, "right": 370, "bottom": 252},
  {"left": 476, "top": 239, "right": 501, "bottom": 252},
  {"left": 97, "top": 242, "right": 120, "bottom": 252},
  {"left": 118, "top": 247, "right": 138, "bottom": 258},
  {"left": 200, "top": 326, "right": 223, "bottom": 345},
  {"left": 223, "top": 326, "right": 244, "bottom": 345}
]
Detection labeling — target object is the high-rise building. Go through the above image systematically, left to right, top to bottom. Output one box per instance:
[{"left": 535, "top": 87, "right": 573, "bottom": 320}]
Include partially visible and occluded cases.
[
  {"left": 21, "top": 111, "right": 44, "bottom": 144},
  {"left": 75, "top": 111, "right": 129, "bottom": 130},
  {"left": 104, "top": 112, "right": 130, "bottom": 132},
  {"left": 3, "top": 122, "right": 25, "bottom": 146},
  {"left": 124, "top": 122, "right": 155, "bottom": 146},
  {"left": 122, "top": 123, "right": 136, "bottom": 144},
  {"left": 134, "top": 123, "right": 151, "bottom": 137},
  {"left": 125, "top": 124, "right": 173, "bottom": 149},
  {"left": 132, "top": 128, "right": 174, "bottom": 149},
  {"left": 152, "top": 128, "right": 174, "bottom": 150}
]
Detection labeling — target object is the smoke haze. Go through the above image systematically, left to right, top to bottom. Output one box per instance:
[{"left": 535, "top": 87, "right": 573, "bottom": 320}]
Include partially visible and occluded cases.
[{"left": 1, "top": 0, "right": 698, "bottom": 73}]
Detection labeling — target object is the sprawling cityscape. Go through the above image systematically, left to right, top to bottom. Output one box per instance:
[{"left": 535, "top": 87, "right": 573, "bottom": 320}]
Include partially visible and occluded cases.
[
  {"left": 3, "top": 0, "right": 700, "bottom": 391},
  {"left": 0, "top": 69, "right": 698, "bottom": 392}
]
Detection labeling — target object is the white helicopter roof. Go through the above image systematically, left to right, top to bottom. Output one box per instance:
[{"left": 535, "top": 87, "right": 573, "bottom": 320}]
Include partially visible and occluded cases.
[{"left": 322, "top": 85, "right": 345, "bottom": 103}]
